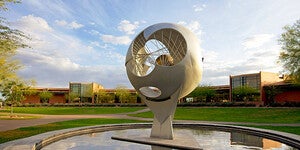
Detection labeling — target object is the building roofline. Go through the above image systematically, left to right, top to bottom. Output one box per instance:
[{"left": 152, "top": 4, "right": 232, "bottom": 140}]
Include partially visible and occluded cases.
[
  {"left": 230, "top": 71, "right": 279, "bottom": 78},
  {"left": 31, "top": 87, "right": 69, "bottom": 90}
]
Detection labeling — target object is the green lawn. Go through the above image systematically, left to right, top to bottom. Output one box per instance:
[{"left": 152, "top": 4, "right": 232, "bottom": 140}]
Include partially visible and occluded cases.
[
  {"left": 0, "top": 107, "right": 144, "bottom": 115},
  {"left": 0, "top": 107, "right": 299, "bottom": 144},
  {"left": 131, "top": 107, "right": 300, "bottom": 135},
  {"left": 132, "top": 107, "right": 300, "bottom": 124},
  {"left": 0, "top": 118, "right": 145, "bottom": 144}
]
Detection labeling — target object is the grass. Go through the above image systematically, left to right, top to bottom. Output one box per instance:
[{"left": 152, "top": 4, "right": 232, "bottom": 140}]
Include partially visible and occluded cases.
[
  {"left": 0, "top": 107, "right": 144, "bottom": 115},
  {"left": 131, "top": 107, "right": 300, "bottom": 124},
  {"left": 131, "top": 107, "right": 300, "bottom": 135},
  {"left": 0, "top": 118, "right": 146, "bottom": 144}
]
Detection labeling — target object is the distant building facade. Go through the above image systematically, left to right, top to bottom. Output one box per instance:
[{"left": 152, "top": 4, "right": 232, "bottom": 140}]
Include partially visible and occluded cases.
[
  {"left": 230, "top": 71, "right": 300, "bottom": 105},
  {"left": 20, "top": 72, "right": 300, "bottom": 105},
  {"left": 22, "top": 82, "right": 138, "bottom": 104},
  {"left": 69, "top": 82, "right": 104, "bottom": 103},
  {"left": 263, "top": 83, "right": 300, "bottom": 105},
  {"left": 211, "top": 85, "right": 230, "bottom": 102},
  {"left": 23, "top": 88, "right": 69, "bottom": 104}
]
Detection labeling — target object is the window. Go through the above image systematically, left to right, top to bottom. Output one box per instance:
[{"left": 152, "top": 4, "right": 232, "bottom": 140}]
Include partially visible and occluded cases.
[
  {"left": 241, "top": 76, "right": 246, "bottom": 86},
  {"left": 70, "top": 83, "right": 81, "bottom": 95}
]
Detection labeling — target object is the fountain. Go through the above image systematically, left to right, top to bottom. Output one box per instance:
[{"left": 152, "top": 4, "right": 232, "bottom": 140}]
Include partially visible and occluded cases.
[
  {"left": 31, "top": 23, "right": 300, "bottom": 150},
  {"left": 38, "top": 123, "right": 299, "bottom": 150}
]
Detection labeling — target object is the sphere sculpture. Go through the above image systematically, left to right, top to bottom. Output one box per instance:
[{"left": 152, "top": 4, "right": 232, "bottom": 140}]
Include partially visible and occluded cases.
[{"left": 125, "top": 23, "right": 202, "bottom": 139}]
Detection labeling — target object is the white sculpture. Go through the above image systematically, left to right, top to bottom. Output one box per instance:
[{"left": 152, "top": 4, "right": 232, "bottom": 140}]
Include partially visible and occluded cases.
[{"left": 125, "top": 23, "right": 202, "bottom": 139}]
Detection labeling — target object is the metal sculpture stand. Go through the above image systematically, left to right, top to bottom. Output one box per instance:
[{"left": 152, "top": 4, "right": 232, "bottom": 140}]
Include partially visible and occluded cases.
[{"left": 143, "top": 91, "right": 179, "bottom": 139}]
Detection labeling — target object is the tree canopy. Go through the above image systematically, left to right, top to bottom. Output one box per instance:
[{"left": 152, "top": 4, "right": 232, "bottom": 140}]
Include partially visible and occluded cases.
[
  {"left": 0, "top": 0, "right": 31, "bottom": 100},
  {"left": 278, "top": 19, "right": 300, "bottom": 83},
  {"left": 115, "top": 85, "right": 131, "bottom": 103},
  {"left": 188, "top": 85, "right": 216, "bottom": 102},
  {"left": 232, "top": 86, "right": 259, "bottom": 102},
  {"left": 39, "top": 90, "right": 53, "bottom": 103}
]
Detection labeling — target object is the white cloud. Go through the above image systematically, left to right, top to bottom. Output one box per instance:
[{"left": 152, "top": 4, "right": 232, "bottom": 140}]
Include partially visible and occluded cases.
[
  {"left": 24, "top": 0, "right": 73, "bottom": 19},
  {"left": 193, "top": 4, "right": 206, "bottom": 12},
  {"left": 12, "top": 15, "right": 130, "bottom": 88},
  {"left": 14, "top": 15, "right": 52, "bottom": 32},
  {"left": 55, "top": 20, "right": 84, "bottom": 29},
  {"left": 55, "top": 20, "right": 67, "bottom": 26},
  {"left": 117, "top": 20, "right": 139, "bottom": 35},
  {"left": 69, "top": 21, "right": 84, "bottom": 29},
  {"left": 178, "top": 21, "right": 202, "bottom": 37},
  {"left": 89, "top": 22, "right": 96, "bottom": 26},
  {"left": 89, "top": 30, "right": 100, "bottom": 35},
  {"left": 101, "top": 34, "right": 131, "bottom": 45},
  {"left": 242, "top": 34, "right": 275, "bottom": 49},
  {"left": 90, "top": 41, "right": 101, "bottom": 47},
  {"left": 200, "top": 45, "right": 281, "bottom": 86},
  {"left": 17, "top": 49, "right": 128, "bottom": 88},
  {"left": 203, "top": 50, "right": 218, "bottom": 63}
]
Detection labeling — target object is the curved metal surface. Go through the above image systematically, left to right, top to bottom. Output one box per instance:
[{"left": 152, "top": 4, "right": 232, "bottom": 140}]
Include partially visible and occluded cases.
[{"left": 125, "top": 23, "right": 202, "bottom": 100}]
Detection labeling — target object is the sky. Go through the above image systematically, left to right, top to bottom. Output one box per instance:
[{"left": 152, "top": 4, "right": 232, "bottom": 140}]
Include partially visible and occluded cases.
[{"left": 2, "top": 0, "right": 300, "bottom": 88}]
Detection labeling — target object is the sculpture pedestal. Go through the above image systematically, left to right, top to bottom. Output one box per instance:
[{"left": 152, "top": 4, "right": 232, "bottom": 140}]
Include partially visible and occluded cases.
[
  {"left": 142, "top": 90, "right": 180, "bottom": 140},
  {"left": 151, "top": 115, "right": 173, "bottom": 139},
  {"left": 112, "top": 132, "right": 201, "bottom": 150}
]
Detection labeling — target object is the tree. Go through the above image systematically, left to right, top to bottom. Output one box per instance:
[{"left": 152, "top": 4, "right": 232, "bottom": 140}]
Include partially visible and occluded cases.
[
  {"left": 0, "top": 0, "right": 31, "bottom": 101},
  {"left": 0, "top": 0, "right": 21, "bottom": 11},
  {"left": 278, "top": 19, "right": 300, "bottom": 83},
  {"left": 1, "top": 79, "right": 34, "bottom": 116},
  {"left": 115, "top": 85, "right": 130, "bottom": 103},
  {"left": 188, "top": 85, "right": 216, "bottom": 102},
  {"left": 263, "top": 85, "right": 281, "bottom": 105},
  {"left": 232, "top": 86, "right": 259, "bottom": 102},
  {"left": 95, "top": 89, "right": 114, "bottom": 103},
  {"left": 39, "top": 90, "right": 53, "bottom": 103},
  {"left": 65, "top": 92, "right": 80, "bottom": 103},
  {"left": 128, "top": 93, "right": 138, "bottom": 103}
]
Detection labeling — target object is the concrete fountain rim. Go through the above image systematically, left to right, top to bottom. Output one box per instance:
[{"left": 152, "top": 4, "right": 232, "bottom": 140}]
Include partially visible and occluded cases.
[{"left": 33, "top": 122, "right": 300, "bottom": 150}]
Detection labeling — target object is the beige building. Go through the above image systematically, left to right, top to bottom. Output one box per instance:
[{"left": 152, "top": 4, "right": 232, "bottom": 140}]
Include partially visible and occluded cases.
[
  {"left": 229, "top": 71, "right": 284, "bottom": 103},
  {"left": 69, "top": 82, "right": 104, "bottom": 103}
]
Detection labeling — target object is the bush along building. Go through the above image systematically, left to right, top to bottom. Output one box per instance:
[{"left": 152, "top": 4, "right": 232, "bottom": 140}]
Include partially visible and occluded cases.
[{"left": 20, "top": 72, "right": 300, "bottom": 106}]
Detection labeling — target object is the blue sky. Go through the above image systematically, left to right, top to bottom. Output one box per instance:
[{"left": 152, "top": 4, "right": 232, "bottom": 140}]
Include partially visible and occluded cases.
[{"left": 3, "top": 0, "right": 300, "bottom": 88}]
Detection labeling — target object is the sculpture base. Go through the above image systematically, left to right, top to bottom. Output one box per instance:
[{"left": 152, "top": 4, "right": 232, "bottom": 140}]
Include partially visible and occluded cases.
[{"left": 111, "top": 133, "right": 201, "bottom": 150}]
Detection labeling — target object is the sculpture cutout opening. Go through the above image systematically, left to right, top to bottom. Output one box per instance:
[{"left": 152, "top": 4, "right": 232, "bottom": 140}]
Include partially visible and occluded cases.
[{"left": 125, "top": 23, "right": 202, "bottom": 139}]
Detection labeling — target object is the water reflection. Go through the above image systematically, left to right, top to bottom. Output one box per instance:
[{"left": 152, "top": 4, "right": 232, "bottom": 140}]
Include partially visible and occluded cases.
[{"left": 42, "top": 128, "right": 296, "bottom": 150}]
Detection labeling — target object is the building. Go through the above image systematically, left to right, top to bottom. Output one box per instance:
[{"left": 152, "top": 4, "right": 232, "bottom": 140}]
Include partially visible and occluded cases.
[
  {"left": 229, "top": 71, "right": 300, "bottom": 105},
  {"left": 230, "top": 72, "right": 284, "bottom": 104},
  {"left": 20, "top": 73, "right": 299, "bottom": 105},
  {"left": 21, "top": 82, "right": 140, "bottom": 104},
  {"left": 69, "top": 82, "right": 104, "bottom": 103},
  {"left": 263, "top": 82, "right": 300, "bottom": 105},
  {"left": 182, "top": 85, "right": 230, "bottom": 103},
  {"left": 210, "top": 85, "right": 230, "bottom": 102},
  {"left": 23, "top": 88, "right": 69, "bottom": 104}
]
